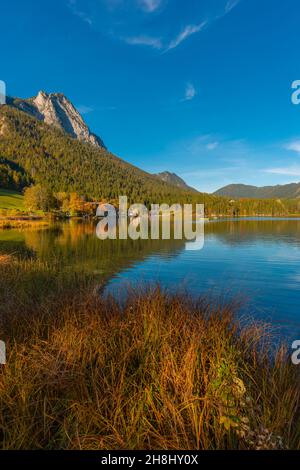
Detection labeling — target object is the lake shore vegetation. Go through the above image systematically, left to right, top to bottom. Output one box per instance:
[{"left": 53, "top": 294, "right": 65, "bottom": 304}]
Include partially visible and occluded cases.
[{"left": 0, "top": 256, "right": 299, "bottom": 450}]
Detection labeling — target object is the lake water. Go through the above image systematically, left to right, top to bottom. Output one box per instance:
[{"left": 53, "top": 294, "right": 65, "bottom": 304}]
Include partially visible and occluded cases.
[{"left": 1, "top": 217, "right": 300, "bottom": 339}]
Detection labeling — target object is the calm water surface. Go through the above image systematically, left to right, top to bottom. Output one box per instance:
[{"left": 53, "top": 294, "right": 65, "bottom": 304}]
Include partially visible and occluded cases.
[{"left": 1, "top": 217, "right": 300, "bottom": 338}]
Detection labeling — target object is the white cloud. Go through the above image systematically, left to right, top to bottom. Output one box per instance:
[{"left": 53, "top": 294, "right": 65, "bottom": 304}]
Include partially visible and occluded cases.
[
  {"left": 68, "top": 0, "right": 93, "bottom": 25},
  {"left": 103, "top": 0, "right": 162, "bottom": 12},
  {"left": 138, "top": 0, "right": 162, "bottom": 12},
  {"left": 225, "top": 0, "right": 241, "bottom": 14},
  {"left": 163, "top": 3, "right": 240, "bottom": 52},
  {"left": 124, "top": 22, "right": 207, "bottom": 52},
  {"left": 166, "top": 22, "right": 207, "bottom": 51},
  {"left": 124, "top": 23, "right": 206, "bottom": 51},
  {"left": 124, "top": 35, "right": 163, "bottom": 49},
  {"left": 183, "top": 83, "right": 197, "bottom": 101},
  {"left": 77, "top": 104, "right": 116, "bottom": 114},
  {"left": 77, "top": 105, "right": 94, "bottom": 115},
  {"left": 99, "top": 106, "right": 117, "bottom": 111},
  {"left": 285, "top": 140, "right": 300, "bottom": 155},
  {"left": 206, "top": 142, "right": 219, "bottom": 151},
  {"left": 264, "top": 166, "right": 300, "bottom": 176}
]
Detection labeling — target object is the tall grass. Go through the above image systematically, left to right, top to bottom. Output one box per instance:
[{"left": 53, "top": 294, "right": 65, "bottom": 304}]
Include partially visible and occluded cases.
[
  {"left": 0, "top": 219, "right": 49, "bottom": 230},
  {"left": 0, "top": 256, "right": 299, "bottom": 450}
]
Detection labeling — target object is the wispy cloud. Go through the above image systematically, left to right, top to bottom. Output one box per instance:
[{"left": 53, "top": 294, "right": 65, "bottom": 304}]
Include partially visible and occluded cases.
[
  {"left": 68, "top": 0, "right": 93, "bottom": 25},
  {"left": 69, "top": 0, "right": 242, "bottom": 51},
  {"left": 70, "top": 0, "right": 242, "bottom": 51},
  {"left": 103, "top": 0, "right": 162, "bottom": 12},
  {"left": 138, "top": 0, "right": 162, "bottom": 12},
  {"left": 225, "top": 0, "right": 241, "bottom": 14},
  {"left": 163, "top": 1, "right": 241, "bottom": 53},
  {"left": 166, "top": 22, "right": 207, "bottom": 51},
  {"left": 124, "top": 23, "right": 207, "bottom": 51},
  {"left": 124, "top": 35, "right": 163, "bottom": 49},
  {"left": 182, "top": 83, "right": 197, "bottom": 101},
  {"left": 77, "top": 104, "right": 116, "bottom": 114},
  {"left": 77, "top": 105, "right": 94, "bottom": 115},
  {"left": 99, "top": 105, "right": 117, "bottom": 111},
  {"left": 285, "top": 140, "right": 300, "bottom": 155},
  {"left": 206, "top": 142, "right": 219, "bottom": 151},
  {"left": 264, "top": 166, "right": 300, "bottom": 177}
]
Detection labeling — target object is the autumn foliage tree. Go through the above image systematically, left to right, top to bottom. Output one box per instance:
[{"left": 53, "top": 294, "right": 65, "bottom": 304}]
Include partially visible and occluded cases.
[{"left": 24, "top": 185, "right": 55, "bottom": 212}]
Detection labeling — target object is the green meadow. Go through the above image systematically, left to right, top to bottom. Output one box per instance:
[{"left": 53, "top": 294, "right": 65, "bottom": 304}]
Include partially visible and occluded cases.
[{"left": 0, "top": 189, "right": 24, "bottom": 212}]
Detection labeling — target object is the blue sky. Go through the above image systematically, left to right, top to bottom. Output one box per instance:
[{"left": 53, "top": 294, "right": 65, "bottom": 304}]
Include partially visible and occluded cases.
[{"left": 1, "top": 0, "right": 300, "bottom": 192}]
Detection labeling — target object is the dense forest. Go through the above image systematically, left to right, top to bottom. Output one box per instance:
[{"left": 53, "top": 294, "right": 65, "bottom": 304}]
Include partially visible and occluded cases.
[
  {"left": 0, "top": 105, "right": 300, "bottom": 217},
  {"left": 0, "top": 157, "right": 32, "bottom": 191}
]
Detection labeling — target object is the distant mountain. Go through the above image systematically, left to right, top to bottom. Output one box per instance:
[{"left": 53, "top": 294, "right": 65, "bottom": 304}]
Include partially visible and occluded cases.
[
  {"left": 7, "top": 91, "right": 105, "bottom": 148},
  {"left": 155, "top": 171, "right": 196, "bottom": 191},
  {"left": 214, "top": 183, "right": 300, "bottom": 199}
]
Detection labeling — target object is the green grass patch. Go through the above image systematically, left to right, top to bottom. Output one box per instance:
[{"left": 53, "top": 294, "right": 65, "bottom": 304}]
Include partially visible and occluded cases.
[{"left": 0, "top": 188, "right": 24, "bottom": 211}]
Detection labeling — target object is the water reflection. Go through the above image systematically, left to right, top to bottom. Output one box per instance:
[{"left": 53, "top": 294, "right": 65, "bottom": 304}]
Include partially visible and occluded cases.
[
  {"left": 1, "top": 218, "right": 300, "bottom": 337},
  {"left": 0, "top": 220, "right": 186, "bottom": 279}
]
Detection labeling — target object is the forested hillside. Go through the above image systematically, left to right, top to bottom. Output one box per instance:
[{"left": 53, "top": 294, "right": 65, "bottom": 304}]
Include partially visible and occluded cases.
[{"left": 0, "top": 106, "right": 199, "bottom": 205}]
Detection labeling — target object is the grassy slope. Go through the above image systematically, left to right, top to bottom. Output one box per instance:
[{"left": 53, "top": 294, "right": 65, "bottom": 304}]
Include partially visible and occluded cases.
[
  {"left": 0, "top": 188, "right": 24, "bottom": 211},
  {"left": 0, "top": 189, "right": 45, "bottom": 228}
]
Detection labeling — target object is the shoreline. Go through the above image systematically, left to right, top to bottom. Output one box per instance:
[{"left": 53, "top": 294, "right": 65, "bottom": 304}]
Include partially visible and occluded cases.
[
  {"left": 2, "top": 213, "right": 300, "bottom": 230},
  {"left": 0, "top": 216, "right": 50, "bottom": 230}
]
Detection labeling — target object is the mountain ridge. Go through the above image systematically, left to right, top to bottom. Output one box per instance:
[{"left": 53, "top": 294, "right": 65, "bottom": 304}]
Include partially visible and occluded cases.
[
  {"left": 155, "top": 171, "right": 196, "bottom": 191},
  {"left": 214, "top": 183, "right": 300, "bottom": 199}
]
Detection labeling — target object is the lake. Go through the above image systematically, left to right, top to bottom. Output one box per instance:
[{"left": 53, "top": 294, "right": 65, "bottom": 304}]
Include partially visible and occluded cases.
[{"left": 1, "top": 217, "right": 300, "bottom": 339}]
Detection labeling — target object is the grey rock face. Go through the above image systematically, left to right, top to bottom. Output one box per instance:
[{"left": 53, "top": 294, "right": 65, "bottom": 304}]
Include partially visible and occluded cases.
[{"left": 11, "top": 91, "right": 105, "bottom": 148}]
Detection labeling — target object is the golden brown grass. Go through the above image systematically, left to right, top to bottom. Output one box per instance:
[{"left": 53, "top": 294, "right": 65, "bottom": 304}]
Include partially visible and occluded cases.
[
  {"left": 0, "top": 219, "right": 49, "bottom": 230},
  {"left": 0, "top": 254, "right": 12, "bottom": 265},
  {"left": 0, "top": 256, "right": 299, "bottom": 450}
]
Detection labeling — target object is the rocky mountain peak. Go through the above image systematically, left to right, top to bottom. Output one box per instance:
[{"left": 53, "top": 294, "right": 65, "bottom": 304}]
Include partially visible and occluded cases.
[{"left": 9, "top": 91, "right": 106, "bottom": 149}]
